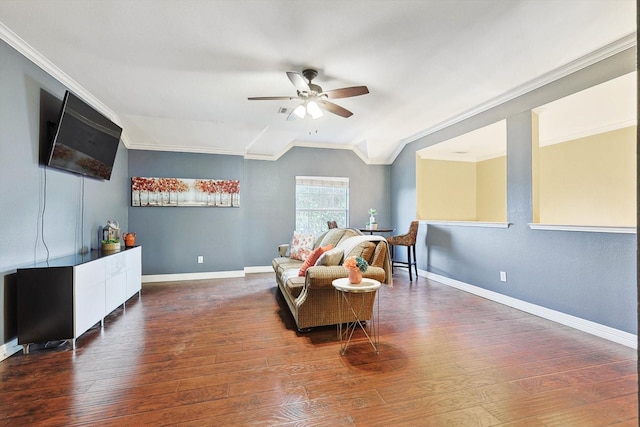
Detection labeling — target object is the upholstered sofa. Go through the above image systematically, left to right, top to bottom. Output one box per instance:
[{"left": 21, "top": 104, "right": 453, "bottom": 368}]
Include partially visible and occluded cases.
[{"left": 272, "top": 228, "right": 392, "bottom": 331}]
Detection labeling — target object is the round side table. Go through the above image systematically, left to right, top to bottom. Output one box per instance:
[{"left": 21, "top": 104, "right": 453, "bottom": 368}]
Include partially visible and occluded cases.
[{"left": 332, "top": 277, "right": 381, "bottom": 355}]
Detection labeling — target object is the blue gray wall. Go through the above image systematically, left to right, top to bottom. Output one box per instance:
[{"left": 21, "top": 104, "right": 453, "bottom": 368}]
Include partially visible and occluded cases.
[
  {"left": 1, "top": 33, "right": 636, "bottom": 354},
  {"left": 0, "top": 40, "right": 129, "bottom": 348},
  {"left": 391, "top": 47, "right": 637, "bottom": 334},
  {"left": 128, "top": 147, "right": 390, "bottom": 274},
  {"left": 243, "top": 148, "right": 390, "bottom": 268},
  {"left": 127, "top": 151, "right": 245, "bottom": 274}
]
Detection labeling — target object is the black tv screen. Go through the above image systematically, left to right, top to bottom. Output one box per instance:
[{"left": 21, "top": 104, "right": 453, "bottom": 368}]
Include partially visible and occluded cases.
[{"left": 47, "top": 91, "right": 122, "bottom": 180}]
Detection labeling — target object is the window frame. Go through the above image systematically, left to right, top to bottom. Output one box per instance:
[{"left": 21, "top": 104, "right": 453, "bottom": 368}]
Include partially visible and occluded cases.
[{"left": 295, "top": 176, "right": 350, "bottom": 234}]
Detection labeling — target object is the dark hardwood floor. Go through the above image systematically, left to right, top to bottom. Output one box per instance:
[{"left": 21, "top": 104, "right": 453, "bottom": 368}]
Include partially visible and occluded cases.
[{"left": 1, "top": 272, "right": 637, "bottom": 426}]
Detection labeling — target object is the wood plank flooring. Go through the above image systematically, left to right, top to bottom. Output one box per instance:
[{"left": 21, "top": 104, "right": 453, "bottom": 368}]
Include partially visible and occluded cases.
[{"left": 1, "top": 272, "right": 637, "bottom": 426}]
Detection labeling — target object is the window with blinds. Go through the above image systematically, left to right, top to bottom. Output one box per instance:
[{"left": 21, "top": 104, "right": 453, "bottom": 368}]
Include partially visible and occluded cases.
[{"left": 295, "top": 176, "right": 349, "bottom": 234}]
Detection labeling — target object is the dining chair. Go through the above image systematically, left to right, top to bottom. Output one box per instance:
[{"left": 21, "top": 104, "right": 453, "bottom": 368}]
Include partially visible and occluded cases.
[{"left": 386, "top": 221, "right": 419, "bottom": 281}]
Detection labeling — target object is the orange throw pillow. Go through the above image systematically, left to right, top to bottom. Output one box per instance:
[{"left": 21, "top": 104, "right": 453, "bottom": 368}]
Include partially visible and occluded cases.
[{"left": 298, "top": 244, "right": 333, "bottom": 276}]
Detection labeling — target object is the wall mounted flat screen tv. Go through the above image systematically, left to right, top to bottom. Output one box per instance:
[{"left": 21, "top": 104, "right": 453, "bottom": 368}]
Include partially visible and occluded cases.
[{"left": 47, "top": 91, "right": 122, "bottom": 180}]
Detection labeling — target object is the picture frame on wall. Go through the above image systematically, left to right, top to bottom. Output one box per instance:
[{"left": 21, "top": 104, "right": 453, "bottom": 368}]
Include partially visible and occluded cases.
[{"left": 131, "top": 177, "right": 240, "bottom": 207}]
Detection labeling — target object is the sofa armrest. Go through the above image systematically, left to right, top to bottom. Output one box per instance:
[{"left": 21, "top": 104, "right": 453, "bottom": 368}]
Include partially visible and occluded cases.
[
  {"left": 278, "top": 244, "right": 289, "bottom": 257},
  {"left": 305, "top": 266, "right": 386, "bottom": 290},
  {"left": 305, "top": 266, "right": 348, "bottom": 289}
]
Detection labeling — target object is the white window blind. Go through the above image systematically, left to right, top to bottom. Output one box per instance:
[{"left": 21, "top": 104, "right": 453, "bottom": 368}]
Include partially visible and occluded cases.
[{"left": 295, "top": 176, "right": 349, "bottom": 234}]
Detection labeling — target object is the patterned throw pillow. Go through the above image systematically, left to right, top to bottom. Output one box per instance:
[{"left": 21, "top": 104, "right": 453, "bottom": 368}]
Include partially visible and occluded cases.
[
  {"left": 289, "top": 231, "right": 314, "bottom": 261},
  {"left": 298, "top": 244, "right": 333, "bottom": 276}
]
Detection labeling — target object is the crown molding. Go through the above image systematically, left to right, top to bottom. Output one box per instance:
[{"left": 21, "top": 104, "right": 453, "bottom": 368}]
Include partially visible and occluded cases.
[
  {"left": 3, "top": 20, "right": 634, "bottom": 165},
  {"left": 0, "top": 22, "right": 132, "bottom": 148},
  {"left": 0, "top": 22, "right": 380, "bottom": 163},
  {"left": 391, "top": 32, "right": 637, "bottom": 163},
  {"left": 244, "top": 140, "right": 380, "bottom": 164},
  {"left": 126, "top": 141, "right": 245, "bottom": 157}
]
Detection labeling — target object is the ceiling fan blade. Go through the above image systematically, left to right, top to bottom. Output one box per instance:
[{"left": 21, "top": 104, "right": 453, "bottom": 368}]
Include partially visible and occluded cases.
[
  {"left": 287, "top": 71, "right": 310, "bottom": 93},
  {"left": 323, "top": 86, "right": 369, "bottom": 99},
  {"left": 248, "top": 96, "right": 297, "bottom": 101},
  {"left": 318, "top": 100, "right": 353, "bottom": 118}
]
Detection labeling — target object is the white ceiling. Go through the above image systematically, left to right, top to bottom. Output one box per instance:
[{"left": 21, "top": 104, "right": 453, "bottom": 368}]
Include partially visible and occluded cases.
[
  {"left": 0, "top": 0, "right": 635, "bottom": 164},
  {"left": 536, "top": 71, "right": 637, "bottom": 146},
  {"left": 417, "top": 119, "right": 506, "bottom": 162}
]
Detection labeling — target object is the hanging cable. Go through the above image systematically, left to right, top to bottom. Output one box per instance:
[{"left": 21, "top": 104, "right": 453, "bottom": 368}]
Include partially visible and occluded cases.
[
  {"left": 41, "top": 167, "right": 50, "bottom": 266},
  {"left": 80, "top": 175, "right": 85, "bottom": 254}
]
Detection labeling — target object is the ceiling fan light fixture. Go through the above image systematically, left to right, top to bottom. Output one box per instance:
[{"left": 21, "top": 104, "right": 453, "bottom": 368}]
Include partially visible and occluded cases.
[
  {"left": 250, "top": 69, "right": 366, "bottom": 119},
  {"left": 307, "top": 101, "right": 323, "bottom": 119},
  {"left": 293, "top": 104, "right": 306, "bottom": 119}
]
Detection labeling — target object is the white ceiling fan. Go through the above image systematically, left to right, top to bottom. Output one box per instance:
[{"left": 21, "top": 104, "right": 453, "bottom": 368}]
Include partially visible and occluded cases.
[{"left": 248, "top": 68, "right": 369, "bottom": 120}]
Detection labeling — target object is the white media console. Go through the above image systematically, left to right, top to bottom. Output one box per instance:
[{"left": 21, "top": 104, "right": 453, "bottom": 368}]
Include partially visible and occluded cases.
[{"left": 16, "top": 246, "right": 142, "bottom": 353}]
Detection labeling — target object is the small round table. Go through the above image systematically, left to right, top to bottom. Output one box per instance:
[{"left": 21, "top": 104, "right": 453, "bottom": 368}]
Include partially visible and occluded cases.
[
  {"left": 358, "top": 228, "right": 394, "bottom": 235},
  {"left": 332, "top": 277, "right": 381, "bottom": 355}
]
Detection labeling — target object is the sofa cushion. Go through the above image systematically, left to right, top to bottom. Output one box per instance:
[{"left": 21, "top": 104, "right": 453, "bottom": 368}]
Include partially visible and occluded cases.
[
  {"left": 318, "top": 228, "right": 362, "bottom": 249},
  {"left": 318, "top": 228, "right": 345, "bottom": 248},
  {"left": 335, "top": 228, "right": 364, "bottom": 246},
  {"left": 312, "top": 230, "right": 329, "bottom": 249},
  {"left": 290, "top": 231, "right": 314, "bottom": 261},
  {"left": 344, "top": 241, "right": 376, "bottom": 263},
  {"left": 370, "top": 241, "right": 388, "bottom": 268},
  {"left": 299, "top": 244, "right": 333, "bottom": 276},
  {"left": 316, "top": 247, "right": 344, "bottom": 266},
  {"left": 272, "top": 257, "right": 302, "bottom": 275},
  {"left": 281, "top": 269, "right": 306, "bottom": 298}
]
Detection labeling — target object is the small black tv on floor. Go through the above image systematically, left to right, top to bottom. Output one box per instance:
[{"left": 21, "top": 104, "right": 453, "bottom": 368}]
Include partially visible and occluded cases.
[{"left": 47, "top": 91, "right": 122, "bottom": 180}]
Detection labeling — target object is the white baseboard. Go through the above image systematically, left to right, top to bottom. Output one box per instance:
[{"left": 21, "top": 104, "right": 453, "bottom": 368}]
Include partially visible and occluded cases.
[
  {"left": 142, "top": 266, "right": 273, "bottom": 284},
  {"left": 244, "top": 266, "right": 273, "bottom": 274},
  {"left": 143, "top": 270, "right": 245, "bottom": 283},
  {"left": 422, "top": 270, "right": 637, "bottom": 349},
  {"left": 0, "top": 338, "right": 22, "bottom": 362}
]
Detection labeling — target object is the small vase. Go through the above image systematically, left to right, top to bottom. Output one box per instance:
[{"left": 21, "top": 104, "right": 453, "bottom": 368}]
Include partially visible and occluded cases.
[{"left": 348, "top": 269, "right": 362, "bottom": 284}]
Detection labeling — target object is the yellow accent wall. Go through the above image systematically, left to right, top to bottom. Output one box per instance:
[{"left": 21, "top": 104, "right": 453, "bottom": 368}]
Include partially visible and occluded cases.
[
  {"left": 531, "top": 112, "right": 540, "bottom": 223},
  {"left": 537, "top": 126, "right": 636, "bottom": 226},
  {"left": 417, "top": 156, "right": 506, "bottom": 222},
  {"left": 476, "top": 156, "right": 507, "bottom": 222},
  {"left": 417, "top": 159, "right": 476, "bottom": 221}
]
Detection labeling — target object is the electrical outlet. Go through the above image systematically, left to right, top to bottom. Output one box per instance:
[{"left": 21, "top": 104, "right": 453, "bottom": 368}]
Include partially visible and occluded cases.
[
  {"left": 197, "top": 256, "right": 204, "bottom": 264},
  {"left": 500, "top": 271, "right": 507, "bottom": 282}
]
